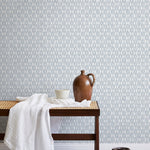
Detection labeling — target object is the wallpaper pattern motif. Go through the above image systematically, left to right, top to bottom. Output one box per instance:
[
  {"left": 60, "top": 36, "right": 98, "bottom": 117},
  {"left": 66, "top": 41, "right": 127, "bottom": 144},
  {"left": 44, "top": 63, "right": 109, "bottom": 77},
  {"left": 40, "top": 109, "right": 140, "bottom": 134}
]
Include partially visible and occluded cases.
[{"left": 0, "top": 1, "right": 149, "bottom": 143}]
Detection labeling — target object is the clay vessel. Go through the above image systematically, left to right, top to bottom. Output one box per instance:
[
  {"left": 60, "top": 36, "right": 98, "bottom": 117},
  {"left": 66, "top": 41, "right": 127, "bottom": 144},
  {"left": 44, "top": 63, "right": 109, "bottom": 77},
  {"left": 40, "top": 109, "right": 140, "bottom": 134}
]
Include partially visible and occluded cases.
[{"left": 73, "top": 70, "right": 95, "bottom": 102}]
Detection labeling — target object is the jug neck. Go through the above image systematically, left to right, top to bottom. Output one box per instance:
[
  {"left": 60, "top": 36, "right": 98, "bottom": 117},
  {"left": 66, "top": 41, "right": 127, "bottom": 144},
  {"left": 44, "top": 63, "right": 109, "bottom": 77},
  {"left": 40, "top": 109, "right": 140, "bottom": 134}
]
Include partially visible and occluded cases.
[{"left": 81, "top": 70, "right": 85, "bottom": 75}]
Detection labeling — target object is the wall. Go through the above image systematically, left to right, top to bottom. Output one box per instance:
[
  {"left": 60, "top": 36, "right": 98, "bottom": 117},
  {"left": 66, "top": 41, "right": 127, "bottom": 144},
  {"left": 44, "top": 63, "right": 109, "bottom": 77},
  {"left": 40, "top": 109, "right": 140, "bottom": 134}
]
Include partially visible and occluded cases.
[{"left": 0, "top": 0, "right": 149, "bottom": 143}]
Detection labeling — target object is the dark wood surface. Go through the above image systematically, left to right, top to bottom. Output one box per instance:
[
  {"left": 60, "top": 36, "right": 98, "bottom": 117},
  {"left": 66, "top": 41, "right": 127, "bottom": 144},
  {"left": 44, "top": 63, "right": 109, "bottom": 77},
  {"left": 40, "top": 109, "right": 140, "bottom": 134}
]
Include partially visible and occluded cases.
[
  {"left": 50, "top": 108, "right": 100, "bottom": 116},
  {"left": 0, "top": 109, "right": 100, "bottom": 116},
  {"left": 95, "top": 116, "right": 99, "bottom": 150},
  {"left": 0, "top": 133, "right": 96, "bottom": 141},
  {"left": 0, "top": 133, "right": 4, "bottom": 140}
]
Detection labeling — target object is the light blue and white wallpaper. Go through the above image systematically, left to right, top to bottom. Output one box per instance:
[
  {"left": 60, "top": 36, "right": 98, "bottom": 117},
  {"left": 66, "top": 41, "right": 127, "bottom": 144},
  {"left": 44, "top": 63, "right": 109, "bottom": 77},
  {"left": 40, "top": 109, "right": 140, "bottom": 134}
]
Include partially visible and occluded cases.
[{"left": 0, "top": 0, "right": 149, "bottom": 143}]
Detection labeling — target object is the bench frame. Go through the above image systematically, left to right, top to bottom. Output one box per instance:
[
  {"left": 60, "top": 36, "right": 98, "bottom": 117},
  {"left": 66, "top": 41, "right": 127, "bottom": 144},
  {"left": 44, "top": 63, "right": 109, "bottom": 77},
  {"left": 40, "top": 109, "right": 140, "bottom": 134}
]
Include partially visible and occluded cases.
[{"left": 0, "top": 101, "right": 100, "bottom": 150}]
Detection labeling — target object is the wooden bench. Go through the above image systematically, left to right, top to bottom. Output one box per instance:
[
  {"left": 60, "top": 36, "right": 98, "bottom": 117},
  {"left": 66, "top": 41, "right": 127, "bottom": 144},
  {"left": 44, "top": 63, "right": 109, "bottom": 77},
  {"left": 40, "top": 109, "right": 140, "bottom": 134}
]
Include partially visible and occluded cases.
[{"left": 0, "top": 100, "right": 100, "bottom": 150}]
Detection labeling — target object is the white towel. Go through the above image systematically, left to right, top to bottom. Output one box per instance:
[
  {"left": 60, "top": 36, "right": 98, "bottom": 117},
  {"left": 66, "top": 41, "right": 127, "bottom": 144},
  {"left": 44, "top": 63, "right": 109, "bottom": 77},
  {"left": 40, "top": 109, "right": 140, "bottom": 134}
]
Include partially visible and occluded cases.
[
  {"left": 4, "top": 94, "right": 91, "bottom": 150},
  {"left": 16, "top": 96, "right": 62, "bottom": 134},
  {"left": 48, "top": 97, "right": 91, "bottom": 107}
]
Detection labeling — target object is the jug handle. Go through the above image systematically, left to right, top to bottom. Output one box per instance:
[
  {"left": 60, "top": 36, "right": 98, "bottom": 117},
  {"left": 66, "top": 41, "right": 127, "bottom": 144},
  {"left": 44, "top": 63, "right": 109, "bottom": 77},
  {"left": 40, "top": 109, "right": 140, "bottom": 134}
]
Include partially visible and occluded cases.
[{"left": 87, "top": 73, "right": 95, "bottom": 87}]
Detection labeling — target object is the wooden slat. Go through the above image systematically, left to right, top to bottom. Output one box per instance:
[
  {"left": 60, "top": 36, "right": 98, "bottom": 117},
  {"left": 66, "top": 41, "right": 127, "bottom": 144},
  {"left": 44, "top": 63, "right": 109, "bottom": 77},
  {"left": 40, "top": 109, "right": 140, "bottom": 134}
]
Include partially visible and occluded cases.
[
  {"left": 0, "top": 109, "right": 100, "bottom": 116},
  {"left": 50, "top": 109, "right": 100, "bottom": 116},
  {"left": 0, "top": 110, "right": 9, "bottom": 116},
  {"left": 95, "top": 116, "right": 99, "bottom": 150},
  {"left": 0, "top": 133, "right": 95, "bottom": 141},
  {"left": 0, "top": 133, "right": 4, "bottom": 140},
  {"left": 52, "top": 134, "right": 95, "bottom": 140}
]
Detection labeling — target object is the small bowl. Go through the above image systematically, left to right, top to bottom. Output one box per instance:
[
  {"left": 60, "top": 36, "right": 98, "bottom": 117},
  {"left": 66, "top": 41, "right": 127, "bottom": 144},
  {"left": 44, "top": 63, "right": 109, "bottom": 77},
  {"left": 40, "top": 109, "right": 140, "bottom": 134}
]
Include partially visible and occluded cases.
[{"left": 55, "top": 89, "right": 70, "bottom": 99}]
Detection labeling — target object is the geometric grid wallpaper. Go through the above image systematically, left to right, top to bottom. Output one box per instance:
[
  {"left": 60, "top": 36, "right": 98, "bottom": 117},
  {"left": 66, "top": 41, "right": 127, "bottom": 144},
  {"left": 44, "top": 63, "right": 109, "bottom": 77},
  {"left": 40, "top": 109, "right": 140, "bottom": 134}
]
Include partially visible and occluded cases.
[{"left": 0, "top": 1, "right": 149, "bottom": 143}]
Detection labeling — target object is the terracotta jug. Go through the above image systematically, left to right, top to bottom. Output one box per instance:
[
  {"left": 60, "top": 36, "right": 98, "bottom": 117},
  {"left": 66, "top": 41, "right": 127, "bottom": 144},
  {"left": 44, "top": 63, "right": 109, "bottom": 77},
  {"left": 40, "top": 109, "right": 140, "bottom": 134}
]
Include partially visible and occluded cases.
[{"left": 73, "top": 70, "right": 95, "bottom": 102}]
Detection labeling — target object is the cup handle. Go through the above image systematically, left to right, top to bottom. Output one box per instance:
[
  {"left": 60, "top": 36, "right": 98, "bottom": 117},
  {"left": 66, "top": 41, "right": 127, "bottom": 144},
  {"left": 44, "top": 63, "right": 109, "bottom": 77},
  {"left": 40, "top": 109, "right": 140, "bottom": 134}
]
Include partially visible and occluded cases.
[{"left": 87, "top": 73, "right": 95, "bottom": 87}]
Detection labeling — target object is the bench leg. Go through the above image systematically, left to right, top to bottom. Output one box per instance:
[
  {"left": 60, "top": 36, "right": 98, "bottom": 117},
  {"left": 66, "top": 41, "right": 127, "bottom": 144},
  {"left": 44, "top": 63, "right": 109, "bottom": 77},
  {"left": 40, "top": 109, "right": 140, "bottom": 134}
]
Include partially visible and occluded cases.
[{"left": 95, "top": 116, "right": 99, "bottom": 150}]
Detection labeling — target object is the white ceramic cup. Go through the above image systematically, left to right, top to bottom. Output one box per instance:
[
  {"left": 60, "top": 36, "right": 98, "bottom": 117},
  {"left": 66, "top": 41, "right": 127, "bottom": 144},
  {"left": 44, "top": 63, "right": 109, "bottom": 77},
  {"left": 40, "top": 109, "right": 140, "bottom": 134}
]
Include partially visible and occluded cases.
[{"left": 55, "top": 89, "right": 70, "bottom": 99}]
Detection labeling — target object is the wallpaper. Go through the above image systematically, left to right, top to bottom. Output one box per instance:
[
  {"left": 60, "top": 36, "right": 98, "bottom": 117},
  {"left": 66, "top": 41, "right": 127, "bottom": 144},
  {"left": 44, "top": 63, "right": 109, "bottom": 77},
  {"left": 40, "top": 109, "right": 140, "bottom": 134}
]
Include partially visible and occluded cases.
[{"left": 0, "top": 0, "right": 149, "bottom": 143}]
